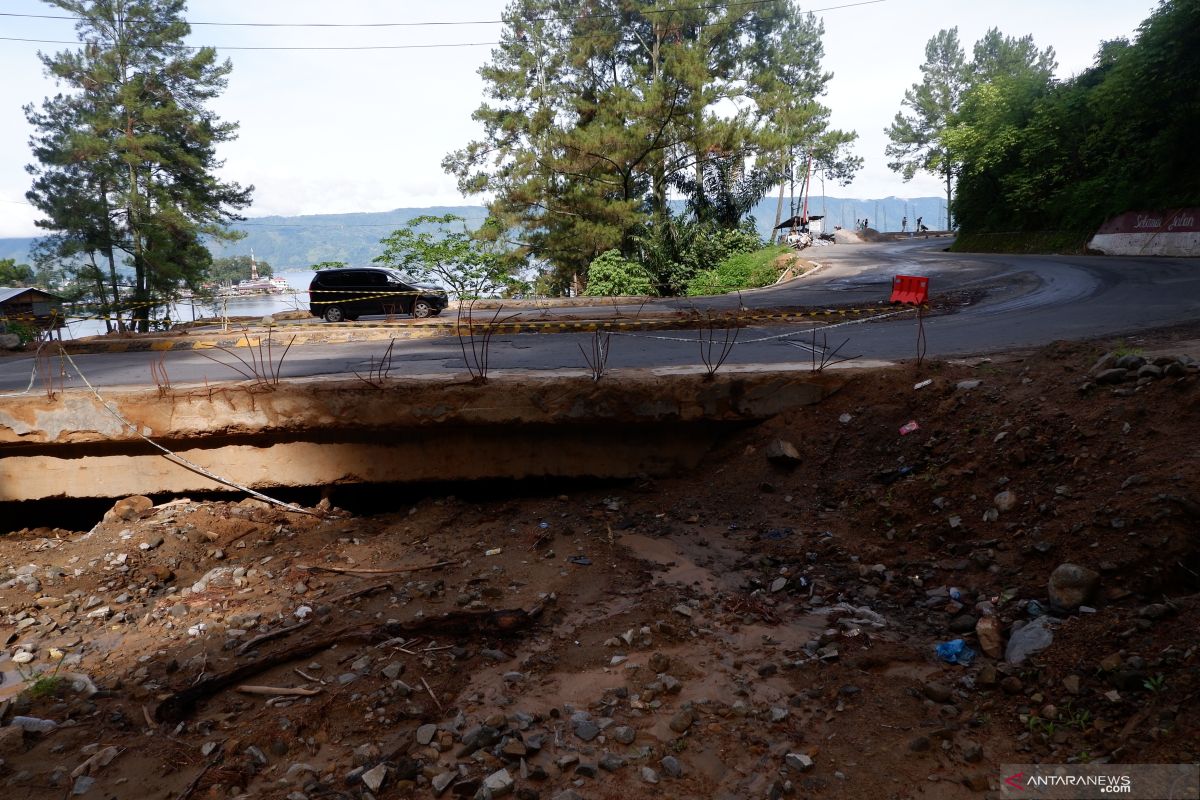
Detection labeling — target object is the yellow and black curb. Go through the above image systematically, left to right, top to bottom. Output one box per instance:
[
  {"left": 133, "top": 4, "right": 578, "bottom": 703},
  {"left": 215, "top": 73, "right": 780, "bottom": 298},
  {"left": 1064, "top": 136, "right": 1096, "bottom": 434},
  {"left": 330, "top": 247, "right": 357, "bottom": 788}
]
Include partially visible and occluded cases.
[{"left": 54, "top": 304, "right": 917, "bottom": 354}]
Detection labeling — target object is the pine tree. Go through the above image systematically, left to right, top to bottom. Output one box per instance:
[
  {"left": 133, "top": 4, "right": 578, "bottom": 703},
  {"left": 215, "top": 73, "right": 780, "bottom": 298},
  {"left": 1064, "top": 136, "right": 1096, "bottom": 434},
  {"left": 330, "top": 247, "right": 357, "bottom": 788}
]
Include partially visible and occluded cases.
[
  {"left": 25, "top": 0, "right": 251, "bottom": 331},
  {"left": 444, "top": 0, "right": 853, "bottom": 293}
]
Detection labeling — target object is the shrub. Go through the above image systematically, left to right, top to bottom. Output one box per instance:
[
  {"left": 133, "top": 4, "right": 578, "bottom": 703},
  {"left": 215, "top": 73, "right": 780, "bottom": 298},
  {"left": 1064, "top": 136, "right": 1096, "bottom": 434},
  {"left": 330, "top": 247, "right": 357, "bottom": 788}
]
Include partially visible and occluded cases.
[
  {"left": 685, "top": 245, "right": 789, "bottom": 296},
  {"left": 583, "top": 250, "right": 655, "bottom": 296}
]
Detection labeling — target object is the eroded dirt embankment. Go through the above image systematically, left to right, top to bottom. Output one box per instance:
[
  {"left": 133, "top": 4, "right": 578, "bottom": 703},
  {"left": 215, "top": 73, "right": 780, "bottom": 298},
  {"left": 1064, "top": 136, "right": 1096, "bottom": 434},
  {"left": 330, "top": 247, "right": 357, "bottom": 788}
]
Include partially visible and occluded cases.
[
  {"left": 1, "top": 329, "right": 1198, "bottom": 799},
  {"left": 0, "top": 370, "right": 840, "bottom": 502}
]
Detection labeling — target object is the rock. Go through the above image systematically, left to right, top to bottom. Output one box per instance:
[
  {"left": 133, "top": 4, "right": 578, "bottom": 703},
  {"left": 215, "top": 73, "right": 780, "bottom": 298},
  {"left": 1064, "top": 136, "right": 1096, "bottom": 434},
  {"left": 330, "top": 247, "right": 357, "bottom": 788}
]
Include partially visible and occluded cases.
[
  {"left": 0, "top": 333, "right": 21, "bottom": 350},
  {"left": 1115, "top": 353, "right": 1146, "bottom": 370},
  {"left": 1137, "top": 364, "right": 1163, "bottom": 379},
  {"left": 1094, "top": 368, "right": 1128, "bottom": 385},
  {"left": 956, "top": 379, "right": 982, "bottom": 391},
  {"left": 765, "top": 439, "right": 801, "bottom": 465},
  {"left": 993, "top": 490, "right": 1018, "bottom": 512},
  {"left": 106, "top": 495, "right": 153, "bottom": 522},
  {"left": 1048, "top": 563, "right": 1099, "bottom": 610},
  {"left": 770, "top": 577, "right": 788, "bottom": 593},
  {"left": 1138, "top": 603, "right": 1172, "bottom": 620},
  {"left": 672, "top": 604, "right": 693, "bottom": 619},
  {"left": 949, "top": 614, "right": 977, "bottom": 634},
  {"left": 975, "top": 616, "right": 1004, "bottom": 659},
  {"left": 1006, "top": 617, "right": 1054, "bottom": 665},
  {"left": 648, "top": 652, "right": 670, "bottom": 672},
  {"left": 381, "top": 662, "right": 404, "bottom": 680},
  {"left": 976, "top": 664, "right": 997, "bottom": 686},
  {"left": 1063, "top": 674, "right": 1082, "bottom": 695},
  {"left": 1001, "top": 676, "right": 1024, "bottom": 695},
  {"left": 922, "top": 682, "right": 952, "bottom": 704},
  {"left": 668, "top": 709, "right": 694, "bottom": 733},
  {"left": 573, "top": 719, "right": 600, "bottom": 742},
  {"left": 416, "top": 723, "right": 438, "bottom": 746},
  {"left": 0, "top": 725, "right": 24, "bottom": 756},
  {"left": 611, "top": 725, "right": 635, "bottom": 745},
  {"left": 908, "top": 736, "right": 931, "bottom": 752},
  {"left": 501, "top": 739, "right": 527, "bottom": 758},
  {"left": 962, "top": 741, "right": 983, "bottom": 763},
  {"left": 599, "top": 753, "right": 625, "bottom": 772},
  {"left": 785, "top": 753, "right": 814, "bottom": 772},
  {"left": 660, "top": 756, "right": 683, "bottom": 778},
  {"left": 574, "top": 762, "right": 597, "bottom": 778},
  {"left": 361, "top": 764, "right": 388, "bottom": 793},
  {"left": 640, "top": 767, "right": 660, "bottom": 784},
  {"left": 484, "top": 768, "right": 514, "bottom": 797},
  {"left": 432, "top": 772, "right": 457, "bottom": 795},
  {"left": 71, "top": 775, "right": 95, "bottom": 795},
  {"left": 553, "top": 792, "right": 584, "bottom": 800}
]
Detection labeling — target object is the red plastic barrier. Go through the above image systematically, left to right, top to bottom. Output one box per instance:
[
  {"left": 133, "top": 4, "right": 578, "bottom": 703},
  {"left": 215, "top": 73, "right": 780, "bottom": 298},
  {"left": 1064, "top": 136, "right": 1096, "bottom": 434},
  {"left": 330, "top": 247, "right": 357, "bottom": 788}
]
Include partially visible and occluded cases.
[{"left": 889, "top": 275, "right": 929, "bottom": 305}]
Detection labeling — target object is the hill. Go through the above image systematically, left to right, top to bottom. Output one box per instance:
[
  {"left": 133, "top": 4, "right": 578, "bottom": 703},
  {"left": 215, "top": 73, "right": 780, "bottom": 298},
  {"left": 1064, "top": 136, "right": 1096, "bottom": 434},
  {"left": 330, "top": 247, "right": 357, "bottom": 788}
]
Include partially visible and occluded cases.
[{"left": 0, "top": 197, "right": 946, "bottom": 269}]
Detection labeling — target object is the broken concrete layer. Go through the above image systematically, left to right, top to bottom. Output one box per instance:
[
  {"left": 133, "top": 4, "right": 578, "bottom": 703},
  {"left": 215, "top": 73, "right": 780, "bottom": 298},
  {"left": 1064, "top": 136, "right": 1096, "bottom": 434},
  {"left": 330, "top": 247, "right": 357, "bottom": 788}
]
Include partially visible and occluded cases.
[{"left": 0, "top": 369, "right": 843, "bottom": 502}]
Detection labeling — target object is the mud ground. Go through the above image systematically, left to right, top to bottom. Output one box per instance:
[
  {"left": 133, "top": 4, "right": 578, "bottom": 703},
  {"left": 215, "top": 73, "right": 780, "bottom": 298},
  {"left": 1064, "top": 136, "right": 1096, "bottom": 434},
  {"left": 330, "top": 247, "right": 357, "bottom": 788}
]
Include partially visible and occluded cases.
[{"left": 2, "top": 326, "right": 1198, "bottom": 800}]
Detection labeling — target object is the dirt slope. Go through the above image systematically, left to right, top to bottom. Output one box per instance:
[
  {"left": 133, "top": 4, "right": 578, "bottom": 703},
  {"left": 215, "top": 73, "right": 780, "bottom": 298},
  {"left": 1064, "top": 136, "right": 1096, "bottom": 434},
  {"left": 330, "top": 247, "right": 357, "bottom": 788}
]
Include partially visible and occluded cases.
[{"left": 1, "top": 329, "right": 1197, "bottom": 799}]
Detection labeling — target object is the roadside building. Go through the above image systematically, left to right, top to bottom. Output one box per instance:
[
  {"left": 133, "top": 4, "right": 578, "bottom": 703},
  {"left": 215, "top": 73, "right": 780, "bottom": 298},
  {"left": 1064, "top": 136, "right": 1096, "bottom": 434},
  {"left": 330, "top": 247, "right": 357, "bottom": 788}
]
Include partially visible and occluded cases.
[{"left": 0, "top": 286, "right": 66, "bottom": 338}]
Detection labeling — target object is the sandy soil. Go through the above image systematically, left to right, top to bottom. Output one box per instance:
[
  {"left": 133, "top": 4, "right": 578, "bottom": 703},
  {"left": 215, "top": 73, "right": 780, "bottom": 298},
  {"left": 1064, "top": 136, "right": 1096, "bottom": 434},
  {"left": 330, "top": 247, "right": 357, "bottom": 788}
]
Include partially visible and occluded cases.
[{"left": 1, "top": 327, "right": 1198, "bottom": 799}]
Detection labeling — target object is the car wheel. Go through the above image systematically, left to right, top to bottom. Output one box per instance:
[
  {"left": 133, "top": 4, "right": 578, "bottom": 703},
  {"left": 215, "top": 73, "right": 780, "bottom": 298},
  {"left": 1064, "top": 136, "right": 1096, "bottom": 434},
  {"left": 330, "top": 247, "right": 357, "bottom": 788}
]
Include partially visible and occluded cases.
[
  {"left": 412, "top": 300, "right": 433, "bottom": 319},
  {"left": 323, "top": 305, "right": 346, "bottom": 323}
]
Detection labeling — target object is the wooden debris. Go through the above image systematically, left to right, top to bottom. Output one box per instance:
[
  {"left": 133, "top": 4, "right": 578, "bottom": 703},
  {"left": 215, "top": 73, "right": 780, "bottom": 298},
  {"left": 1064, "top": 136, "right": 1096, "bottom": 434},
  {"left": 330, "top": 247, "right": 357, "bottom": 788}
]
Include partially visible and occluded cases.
[
  {"left": 296, "top": 560, "right": 458, "bottom": 576},
  {"left": 155, "top": 604, "right": 543, "bottom": 722},
  {"left": 235, "top": 685, "right": 322, "bottom": 697}
]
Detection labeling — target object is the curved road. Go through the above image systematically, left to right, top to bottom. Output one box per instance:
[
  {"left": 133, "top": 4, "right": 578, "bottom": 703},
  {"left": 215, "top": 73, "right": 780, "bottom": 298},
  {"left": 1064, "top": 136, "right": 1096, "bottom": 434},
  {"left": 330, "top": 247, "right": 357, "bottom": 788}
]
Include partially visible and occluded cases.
[{"left": 3, "top": 240, "right": 1199, "bottom": 390}]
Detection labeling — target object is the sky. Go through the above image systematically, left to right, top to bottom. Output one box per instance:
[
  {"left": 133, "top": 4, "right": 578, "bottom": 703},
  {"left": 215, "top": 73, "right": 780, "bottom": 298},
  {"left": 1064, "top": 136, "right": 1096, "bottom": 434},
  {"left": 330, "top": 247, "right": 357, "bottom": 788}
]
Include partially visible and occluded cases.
[{"left": 0, "top": 0, "right": 1160, "bottom": 238}]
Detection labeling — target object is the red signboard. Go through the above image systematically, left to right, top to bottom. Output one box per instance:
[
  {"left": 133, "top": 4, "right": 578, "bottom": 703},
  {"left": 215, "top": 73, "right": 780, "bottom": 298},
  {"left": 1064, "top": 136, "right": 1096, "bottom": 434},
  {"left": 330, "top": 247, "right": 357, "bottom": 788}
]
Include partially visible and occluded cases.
[{"left": 1095, "top": 209, "right": 1200, "bottom": 234}]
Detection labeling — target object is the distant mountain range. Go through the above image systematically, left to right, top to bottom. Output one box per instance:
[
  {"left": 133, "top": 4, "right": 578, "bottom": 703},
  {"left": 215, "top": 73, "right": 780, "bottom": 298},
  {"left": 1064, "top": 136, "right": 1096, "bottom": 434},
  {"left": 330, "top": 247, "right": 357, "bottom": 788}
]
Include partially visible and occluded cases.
[{"left": 0, "top": 196, "right": 947, "bottom": 269}]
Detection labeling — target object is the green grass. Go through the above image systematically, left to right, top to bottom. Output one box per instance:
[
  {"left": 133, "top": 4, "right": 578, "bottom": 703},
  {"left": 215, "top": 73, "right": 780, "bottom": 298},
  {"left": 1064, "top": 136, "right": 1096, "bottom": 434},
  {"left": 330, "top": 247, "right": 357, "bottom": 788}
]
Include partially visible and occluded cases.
[
  {"left": 949, "top": 231, "right": 1095, "bottom": 255},
  {"left": 685, "top": 245, "right": 790, "bottom": 297}
]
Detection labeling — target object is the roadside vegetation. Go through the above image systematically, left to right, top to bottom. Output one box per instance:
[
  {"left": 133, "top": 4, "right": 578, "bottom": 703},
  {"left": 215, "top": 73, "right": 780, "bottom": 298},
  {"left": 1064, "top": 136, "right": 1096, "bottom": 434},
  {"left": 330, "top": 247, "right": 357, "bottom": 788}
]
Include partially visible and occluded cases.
[
  {"left": 886, "top": 0, "right": 1199, "bottom": 251},
  {"left": 685, "top": 245, "right": 791, "bottom": 297}
]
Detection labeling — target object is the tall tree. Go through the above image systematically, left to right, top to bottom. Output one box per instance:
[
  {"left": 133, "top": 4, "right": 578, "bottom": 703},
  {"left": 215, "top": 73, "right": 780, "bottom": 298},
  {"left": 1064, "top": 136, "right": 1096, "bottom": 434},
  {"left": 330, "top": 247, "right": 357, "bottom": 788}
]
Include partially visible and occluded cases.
[
  {"left": 25, "top": 0, "right": 251, "bottom": 331},
  {"left": 445, "top": 0, "right": 851, "bottom": 293},
  {"left": 885, "top": 28, "right": 968, "bottom": 228}
]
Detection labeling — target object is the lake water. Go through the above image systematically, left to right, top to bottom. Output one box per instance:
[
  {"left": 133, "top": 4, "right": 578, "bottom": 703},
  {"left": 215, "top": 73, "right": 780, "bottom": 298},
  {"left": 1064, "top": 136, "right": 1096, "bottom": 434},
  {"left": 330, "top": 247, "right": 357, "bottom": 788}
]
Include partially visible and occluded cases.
[{"left": 60, "top": 268, "right": 317, "bottom": 339}]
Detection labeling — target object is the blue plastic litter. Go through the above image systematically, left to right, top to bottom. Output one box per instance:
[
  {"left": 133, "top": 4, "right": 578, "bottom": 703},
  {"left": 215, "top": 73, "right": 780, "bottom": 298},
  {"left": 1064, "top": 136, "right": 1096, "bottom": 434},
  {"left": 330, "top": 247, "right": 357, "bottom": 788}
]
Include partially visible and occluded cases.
[
  {"left": 538, "top": 521, "right": 550, "bottom": 529},
  {"left": 762, "top": 528, "right": 793, "bottom": 541},
  {"left": 568, "top": 555, "right": 592, "bottom": 566},
  {"left": 949, "top": 587, "right": 962, "bottom": 601},
  {"left": 1027, "top": 600, "right": 1046, "bottom": 618},
  {"left": 936, "top": 639, "right": 976, "bottom": 666}
]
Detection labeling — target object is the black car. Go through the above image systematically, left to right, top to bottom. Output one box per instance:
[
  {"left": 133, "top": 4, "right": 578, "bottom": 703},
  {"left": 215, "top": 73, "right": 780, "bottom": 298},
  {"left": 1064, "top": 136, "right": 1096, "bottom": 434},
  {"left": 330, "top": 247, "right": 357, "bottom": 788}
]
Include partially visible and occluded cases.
[{"left": 308, "top": 267, "right": 449, "bottom": 322}]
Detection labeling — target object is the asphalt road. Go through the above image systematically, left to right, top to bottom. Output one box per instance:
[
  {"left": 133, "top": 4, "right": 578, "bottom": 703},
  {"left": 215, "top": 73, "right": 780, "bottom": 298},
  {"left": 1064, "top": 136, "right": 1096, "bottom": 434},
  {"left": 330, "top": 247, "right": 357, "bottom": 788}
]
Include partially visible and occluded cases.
[{"left": 4, "top": 239, "right": 1199, "bottom": 392}]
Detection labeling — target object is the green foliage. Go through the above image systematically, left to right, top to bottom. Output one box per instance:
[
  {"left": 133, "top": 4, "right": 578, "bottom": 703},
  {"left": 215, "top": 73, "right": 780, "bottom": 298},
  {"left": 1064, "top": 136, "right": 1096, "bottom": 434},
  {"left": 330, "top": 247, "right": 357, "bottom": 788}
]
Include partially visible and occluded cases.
[
  {"left": 25, "top": 0, "right": 251, "bottom": 332},
  {"left": 444, "top": 0, "right": 853, "bottom": 292},
  {"left": 947, "top": 0, "right": 1200, "bottom": 238},
  {"left": 885, "top": 28, "right": 969, "bottom": 222},
  {"left": 374, "top": 214, "right": 515, "bottom": 299},
  {"left": 636, "top": 217, "right": 763, "bottom": 295},
  {"left": 685, "top": 245, "right": 787, "bottom": 296},
  {"left": 582, "top": 250, "right": 655, "bottom": 297},
  {"left": 208, "top": 255, "right": 273, "bottom": 285},
  {"left": 0, "top": 259, "right": 36, "bottom": 287},
  {"left": 310, "top": 261, "right": 348, "bottom": 272},
  {"left": 1, "top": 320, "right": 38, "bottom": 346},
  {"left": 1143, "top": 674, "right": 1166, "bottom": 693},
  {"left": 28, "top": 675, "right": 64, "bottom": 700}
]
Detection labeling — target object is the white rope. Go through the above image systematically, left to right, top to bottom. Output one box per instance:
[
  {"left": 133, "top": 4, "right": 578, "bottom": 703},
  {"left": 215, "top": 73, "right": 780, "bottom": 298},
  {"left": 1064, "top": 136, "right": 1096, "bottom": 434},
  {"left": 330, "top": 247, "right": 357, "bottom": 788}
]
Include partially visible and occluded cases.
[
  {"left": 609, "top": 307, "right": 916, "bottom": 345},
  {"left": 0, "top": 339, "right": 50, "bottom": 397},
  {"left": 56, "top": 345, "right": 321, "bottom": 517}
]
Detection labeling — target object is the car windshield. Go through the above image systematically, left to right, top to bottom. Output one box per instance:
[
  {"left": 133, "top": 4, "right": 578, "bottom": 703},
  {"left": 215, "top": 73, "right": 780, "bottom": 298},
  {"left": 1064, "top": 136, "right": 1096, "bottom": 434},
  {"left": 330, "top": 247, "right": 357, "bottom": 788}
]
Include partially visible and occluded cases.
[{"left": 386, "top": 269, "right": 429, "bottom": 286}]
